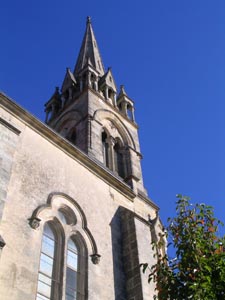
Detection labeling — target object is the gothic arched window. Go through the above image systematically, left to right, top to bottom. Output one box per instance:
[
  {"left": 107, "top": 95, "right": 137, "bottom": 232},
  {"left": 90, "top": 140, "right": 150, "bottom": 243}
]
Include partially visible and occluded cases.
[
  {"left": 90, "top": 73, "right": 97, "bottom": 90},
  {"left": 108, "top": 89, "right": 114, "bottom": 102},
  {"left": 127, "top": 104, "right": 133, "bottom": 121},
  {"left": 67, "top": 128, "right": 77, "bottom": 145},
  {"left": 101, "top": 128, "right": 128, "bottom": 179},
  {"left": 102, "top": 131, "right": 109, "bottom": 168},
  {"left": 114, "top": 141, "right": 125, "bottom": 179},
  {"left": 35, "top": 209, "right": 87, "bottom": 300},
  {"left": 36, "top": 223, "right": 60, "bottom": 300},
  {"left": 66, "top": 238, "right": 78, "bottom": 300}
]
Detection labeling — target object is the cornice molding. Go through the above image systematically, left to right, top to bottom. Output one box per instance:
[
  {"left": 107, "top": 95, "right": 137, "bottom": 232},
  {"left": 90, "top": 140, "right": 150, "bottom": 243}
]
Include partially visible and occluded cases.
[{"left": 137, "top": 189, "right": 159, "bottom": 211}]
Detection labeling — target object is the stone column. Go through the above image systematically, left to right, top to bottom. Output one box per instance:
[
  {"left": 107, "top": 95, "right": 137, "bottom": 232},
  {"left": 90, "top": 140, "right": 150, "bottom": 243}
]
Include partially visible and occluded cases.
[
  {"left": 88, "top": 72, "right": 92, "bottom": 87},
  {"left": 94, "top": 79, "right": 98, "bottom": 91},
  {"left": 105, "top": 86, "right": 109, "bottom": 100},
  {"left": 113, "top": 93, "right": 117, "bottom": 107},
  {"left": 121, "top": 102, "right": 127, "bottom": 115},
  {"left": 124, "top": 103, "right": 128, "bottom": 117},
  {"left": 131, "top": 107, "right": 135, "bottom": 122},
  {"left": 45, "top": 110, "right": 50, "bottom": 123},
  {"left": 107, "top": 136, "right": 115, "bottom": 171}
]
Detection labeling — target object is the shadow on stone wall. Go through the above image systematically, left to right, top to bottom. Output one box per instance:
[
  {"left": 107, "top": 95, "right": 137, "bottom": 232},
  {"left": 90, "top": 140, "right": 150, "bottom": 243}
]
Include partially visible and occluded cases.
[
  {"left": 110, "top": 206, "right": 143, "bottom": 300},
  {"left": 110, "top": 207, "right": 127, "bottom": 300}
]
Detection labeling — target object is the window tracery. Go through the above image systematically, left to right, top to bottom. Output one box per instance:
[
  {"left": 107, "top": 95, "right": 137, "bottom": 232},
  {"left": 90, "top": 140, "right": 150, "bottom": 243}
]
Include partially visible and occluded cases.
[
  {"left": 29, "top": 193, "right": 100, "bottom": 300},
  {"left": 35, "top": 211, "right": 86, "bottom": 300}
]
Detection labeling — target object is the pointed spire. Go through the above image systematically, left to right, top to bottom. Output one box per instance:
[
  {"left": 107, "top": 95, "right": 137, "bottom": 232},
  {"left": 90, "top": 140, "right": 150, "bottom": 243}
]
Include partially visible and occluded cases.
[
  {"left": 74, "top": 17, "right": 105, "bottom": 76},
  {"left": 61, "top": 68, "right": 76, "bottom": 93}
]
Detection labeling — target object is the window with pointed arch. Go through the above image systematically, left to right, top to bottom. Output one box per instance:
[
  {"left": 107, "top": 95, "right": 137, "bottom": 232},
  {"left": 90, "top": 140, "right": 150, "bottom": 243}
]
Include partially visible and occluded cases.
[
  {"left": 108, "top": 89, "right": 114, "bottom": 102},
  {"left": 126, "top": 104, "right": 133, "bottom": 121},
  {"left": 66, "top": 127, "right": 77, "bottom": 145},
  {"left": 101, "top": 129, "right": 126, "bottom": 179},
  {"left": 113, "top": 139, "right": 126, "bottom": 179},
  {"left": 36, "top": 208, "right": 88, "bottom": 300}
]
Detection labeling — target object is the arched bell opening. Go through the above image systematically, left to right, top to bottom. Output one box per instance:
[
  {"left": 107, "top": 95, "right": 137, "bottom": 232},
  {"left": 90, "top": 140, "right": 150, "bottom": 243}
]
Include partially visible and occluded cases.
[{"left": 113, "top": 139, "right": 126, "bottom": 179}]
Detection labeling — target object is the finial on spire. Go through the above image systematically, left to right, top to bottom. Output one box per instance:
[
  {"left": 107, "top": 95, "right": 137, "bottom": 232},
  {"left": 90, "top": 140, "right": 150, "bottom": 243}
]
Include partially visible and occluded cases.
[
  {"left": 74, "top": 16, "right": 105, "bottom": 76},
  {"left": 87, "top": 16, "right": 91, "bottom": 24},
  {"left": 120, "top": 85, "right": 127, "bottom": 95}
]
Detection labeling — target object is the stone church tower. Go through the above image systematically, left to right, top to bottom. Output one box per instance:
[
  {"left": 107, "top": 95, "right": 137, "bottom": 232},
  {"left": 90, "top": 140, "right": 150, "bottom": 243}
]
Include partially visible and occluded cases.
[
  {"left": 45, "top": 17, "right": 144, "bottom": 194},
  {"left": 0, "top": 18, "right": 163, "bottom": 300}
]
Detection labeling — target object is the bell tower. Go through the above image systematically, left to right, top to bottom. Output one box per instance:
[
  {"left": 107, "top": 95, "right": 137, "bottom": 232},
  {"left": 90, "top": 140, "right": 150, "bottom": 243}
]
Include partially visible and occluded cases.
[
  {"left": 0, "top": 16, "right": 163, "bottom": 300},
  {"left": 45, "top": 17, "right": 146, "bottom": 194}
]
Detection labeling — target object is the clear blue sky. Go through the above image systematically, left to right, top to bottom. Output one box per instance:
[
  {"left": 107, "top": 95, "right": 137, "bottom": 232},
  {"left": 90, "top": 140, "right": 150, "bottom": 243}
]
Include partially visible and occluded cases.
[{"left": 1, "top": 1, "right": 225, "bottom": 236}]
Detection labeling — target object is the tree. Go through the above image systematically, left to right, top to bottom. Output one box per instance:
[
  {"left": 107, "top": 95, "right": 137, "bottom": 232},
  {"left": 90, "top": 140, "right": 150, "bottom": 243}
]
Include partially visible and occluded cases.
[{"left": 141, "top": 194, "right": 225, "bottom": 300}]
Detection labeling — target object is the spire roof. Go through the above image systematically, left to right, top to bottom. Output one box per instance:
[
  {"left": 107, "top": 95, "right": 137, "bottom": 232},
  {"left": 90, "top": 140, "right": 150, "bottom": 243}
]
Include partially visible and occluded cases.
[{"left": 74, "top": 17, "right": 105, "bottom": 76}]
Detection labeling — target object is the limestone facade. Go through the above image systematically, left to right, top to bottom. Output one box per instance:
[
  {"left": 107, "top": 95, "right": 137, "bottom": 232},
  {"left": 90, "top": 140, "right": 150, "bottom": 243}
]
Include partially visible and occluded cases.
[{"left": 0, "top": 18, "right": 162, "bottom": 300}]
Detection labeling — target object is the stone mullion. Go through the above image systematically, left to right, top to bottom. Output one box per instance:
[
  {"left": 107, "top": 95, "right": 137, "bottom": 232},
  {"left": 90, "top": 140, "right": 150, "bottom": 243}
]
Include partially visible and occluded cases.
[
  {"left": 105, "top": 86, "right": 109, "bottom": 99},
  {"left": 113, "top": 93, "right": 117, "bottom": 107},
  {"left": 131, "top": 107, "right": 135, "bottom": 122},
  {"left": 106, "top": 136, "right": 115, "bottom": 171}
]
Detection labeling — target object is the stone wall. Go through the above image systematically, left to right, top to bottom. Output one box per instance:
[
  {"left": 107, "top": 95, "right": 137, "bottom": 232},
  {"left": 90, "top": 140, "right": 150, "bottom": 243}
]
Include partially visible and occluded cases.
[
  {"left": 0, "top": 94, "right": 159, "bottom": 300},
  {"left": 0, "top": 116, "right": 21, "bottom": 221}
]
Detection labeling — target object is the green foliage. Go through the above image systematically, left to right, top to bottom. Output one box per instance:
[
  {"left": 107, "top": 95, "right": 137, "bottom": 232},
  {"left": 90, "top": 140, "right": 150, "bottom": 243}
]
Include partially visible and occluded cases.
[{"left": 141, "top": 195, "right": 225, "bottom": 300}]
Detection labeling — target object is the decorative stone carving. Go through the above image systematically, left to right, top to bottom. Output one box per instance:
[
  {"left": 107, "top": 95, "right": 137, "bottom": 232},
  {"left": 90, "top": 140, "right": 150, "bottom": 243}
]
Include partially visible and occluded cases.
[
  {"left": 148, "top": 211, "right": 159, "bottom": 226},
  {"left": 28, "top": 217, "right": 41, "bottom": 229},
  {"left": 0, "top": 235, "right": 6, "bottom": 249},
  {"left": 90, "top": 253, "right": 101, "bottom": 264}
]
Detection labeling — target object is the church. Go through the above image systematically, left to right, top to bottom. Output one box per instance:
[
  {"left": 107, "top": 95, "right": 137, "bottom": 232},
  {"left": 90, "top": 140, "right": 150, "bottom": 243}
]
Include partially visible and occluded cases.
[{"left": 0, "top": 17, "right": 163, "bottom": 300}]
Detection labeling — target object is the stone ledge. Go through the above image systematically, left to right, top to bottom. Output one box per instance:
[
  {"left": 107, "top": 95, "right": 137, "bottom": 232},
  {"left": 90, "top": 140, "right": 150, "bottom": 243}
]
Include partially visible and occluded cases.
[{"left": 137, "top": 189, "right": 159, "bottom": 210}]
